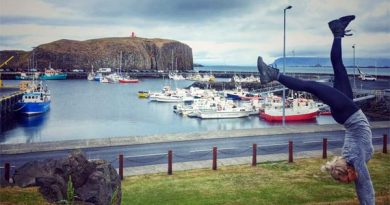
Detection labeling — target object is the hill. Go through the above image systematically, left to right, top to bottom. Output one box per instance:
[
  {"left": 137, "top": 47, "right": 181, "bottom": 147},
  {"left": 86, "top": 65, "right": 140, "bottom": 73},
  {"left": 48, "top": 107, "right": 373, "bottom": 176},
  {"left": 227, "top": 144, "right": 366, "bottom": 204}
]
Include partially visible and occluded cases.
[{"left": 0, "top": 37, "right": 193, "bottom": 72}]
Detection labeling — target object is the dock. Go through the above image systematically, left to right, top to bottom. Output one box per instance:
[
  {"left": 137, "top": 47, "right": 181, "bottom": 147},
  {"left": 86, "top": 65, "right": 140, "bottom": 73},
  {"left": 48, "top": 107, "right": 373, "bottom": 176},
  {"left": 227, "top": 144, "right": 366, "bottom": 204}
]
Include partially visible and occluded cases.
[{"left": 0, "top": 91, "right": 23, "bottom": 122}]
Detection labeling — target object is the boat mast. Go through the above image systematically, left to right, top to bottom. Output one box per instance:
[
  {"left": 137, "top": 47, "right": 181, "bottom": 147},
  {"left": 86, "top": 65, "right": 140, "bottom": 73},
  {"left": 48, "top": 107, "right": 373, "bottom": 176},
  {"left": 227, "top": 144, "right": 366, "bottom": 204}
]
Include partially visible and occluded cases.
[{"left": 119, "top": 51, "right": 122, "bottom": 76}]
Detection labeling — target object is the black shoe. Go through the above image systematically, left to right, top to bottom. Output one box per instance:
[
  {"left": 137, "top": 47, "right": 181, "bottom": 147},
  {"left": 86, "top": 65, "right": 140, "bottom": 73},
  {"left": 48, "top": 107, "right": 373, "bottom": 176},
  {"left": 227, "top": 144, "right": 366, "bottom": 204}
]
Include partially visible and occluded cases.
[
  {"left": 328, "top": 15, "right": 355, "bottom": 38},
  {"left": 257, "top": 56, "right": 279, "bottom": 84}
]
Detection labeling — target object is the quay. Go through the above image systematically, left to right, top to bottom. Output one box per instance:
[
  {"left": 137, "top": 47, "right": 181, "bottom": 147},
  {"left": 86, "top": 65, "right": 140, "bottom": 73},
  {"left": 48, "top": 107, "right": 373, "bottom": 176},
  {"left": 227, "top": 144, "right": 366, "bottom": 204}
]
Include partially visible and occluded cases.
[
  {"left": 1, "top": 70, "right": 390, "bottom": 80},
  {"left": 0, "top": 90, "right": 23, "bottom": 122}
]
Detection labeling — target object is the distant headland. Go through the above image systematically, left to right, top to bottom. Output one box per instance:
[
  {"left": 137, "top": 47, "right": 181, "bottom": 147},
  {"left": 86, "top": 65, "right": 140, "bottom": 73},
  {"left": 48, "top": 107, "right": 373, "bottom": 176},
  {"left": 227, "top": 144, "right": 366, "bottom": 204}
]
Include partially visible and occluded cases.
[{"left": 0, "top": 37, "right": 193, "bottom": 72}]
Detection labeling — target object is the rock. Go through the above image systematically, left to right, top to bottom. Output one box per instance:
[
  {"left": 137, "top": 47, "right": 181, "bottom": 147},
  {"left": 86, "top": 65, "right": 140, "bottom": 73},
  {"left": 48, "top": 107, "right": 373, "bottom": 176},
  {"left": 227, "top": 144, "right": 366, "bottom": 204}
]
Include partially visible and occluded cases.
[
  {"left": 0, "top": 37, "right": 193, "bottom": 72},
  {"left": 12, "top": 150, "right": 121, "bottom": 205},
  {"left": 13, "top": 159, "right": 59, "bottom": 187},
  {"left": 76, "top": 160, "right": 121, "bottom": 205}
]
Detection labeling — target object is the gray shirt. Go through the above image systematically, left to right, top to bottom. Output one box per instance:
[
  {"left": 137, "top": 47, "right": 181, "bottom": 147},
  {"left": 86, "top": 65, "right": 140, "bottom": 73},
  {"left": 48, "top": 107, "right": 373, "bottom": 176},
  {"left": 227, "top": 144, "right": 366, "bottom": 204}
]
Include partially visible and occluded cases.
[{"left": 342, "top": 109, "right": 374, "bottom": 205}]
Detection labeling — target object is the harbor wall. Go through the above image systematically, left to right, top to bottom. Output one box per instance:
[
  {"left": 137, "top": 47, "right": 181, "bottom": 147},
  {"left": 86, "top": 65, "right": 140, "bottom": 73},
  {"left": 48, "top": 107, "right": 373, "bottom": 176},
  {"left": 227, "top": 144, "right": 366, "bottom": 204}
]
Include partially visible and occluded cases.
[{"left": 0, "top": 91, "right": 22, "bottom": 123}]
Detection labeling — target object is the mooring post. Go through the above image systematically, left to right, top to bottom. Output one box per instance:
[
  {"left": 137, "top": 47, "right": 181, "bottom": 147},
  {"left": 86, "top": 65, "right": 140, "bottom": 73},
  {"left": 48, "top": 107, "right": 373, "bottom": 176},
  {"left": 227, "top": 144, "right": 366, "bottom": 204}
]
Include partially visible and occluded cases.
[
  {"left": 383, "top": 134, "right": 388, "bottom": 154},
  {"left": 323, "top": 138, "right": 328, "bottom": 159},
  {"left": 288, "top": 141, "right": 293, "bottom": 163},
  {"left": 252, "top": 144, "right": 257, "bottom": 166},
  {"left": 212, "top": 147, "right": 217, "bottom": 170},
  {"left": 168, "top": 150, "right": 173, "bottom": 175},
  {"left": 119, "top": 154, "right": 124, "bottom": 180}
]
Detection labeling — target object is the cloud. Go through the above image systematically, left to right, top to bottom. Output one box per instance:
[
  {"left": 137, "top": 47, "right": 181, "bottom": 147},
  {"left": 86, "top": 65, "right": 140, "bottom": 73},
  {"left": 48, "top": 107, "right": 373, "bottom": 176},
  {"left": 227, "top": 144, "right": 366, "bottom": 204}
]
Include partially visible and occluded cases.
[{"left": 0, "top": 0, "right": 389, "bottom": 65}]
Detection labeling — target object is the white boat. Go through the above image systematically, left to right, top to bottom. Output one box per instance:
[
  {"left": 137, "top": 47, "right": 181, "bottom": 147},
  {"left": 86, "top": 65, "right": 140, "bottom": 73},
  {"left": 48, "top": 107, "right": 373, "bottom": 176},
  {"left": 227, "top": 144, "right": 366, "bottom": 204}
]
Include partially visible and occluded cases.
[
  {"left": 357, "top": 68, "right": 377, "bottom": 81},
  {"left": 87, "top": 72, "right": 95, "bottom": 81},
  {"left": 169, "top": 72, "right": 186, "bottom": 80},
  {"left": 105, "top": 73, "right": 121, "bottom": 83},
  {"left": 100, "top": 77, "right": 109, "bottom": 83},
  {"left": 154, "top": 95, "right": 183, "bottom": 103},
  {"left": 185, "top": 98, "right": 251, "bottom": 119},
  {"left": 195, "top": 107, "right": 251, "bottom": 119}
]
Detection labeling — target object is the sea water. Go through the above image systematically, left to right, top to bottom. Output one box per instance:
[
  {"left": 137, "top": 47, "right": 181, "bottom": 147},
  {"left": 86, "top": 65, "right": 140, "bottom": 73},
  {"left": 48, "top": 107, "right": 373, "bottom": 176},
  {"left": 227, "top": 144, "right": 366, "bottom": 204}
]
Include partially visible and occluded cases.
[{"left": 0, "top": 76, "right": 337, "bottom": 144}]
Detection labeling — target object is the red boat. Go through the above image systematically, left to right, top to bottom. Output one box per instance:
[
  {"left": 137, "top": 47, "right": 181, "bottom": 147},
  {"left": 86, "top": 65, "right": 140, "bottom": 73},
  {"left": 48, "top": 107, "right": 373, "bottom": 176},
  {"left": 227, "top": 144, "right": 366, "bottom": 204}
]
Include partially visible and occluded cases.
[
  {"left": 119, "top": 78, "right": 139, "bottom": 83},
  {"left": 260, "top": 98, "right": 319, "bottom": 122},
  {"left": 260, "top": 110, "right": 318, "bottom": 121}
]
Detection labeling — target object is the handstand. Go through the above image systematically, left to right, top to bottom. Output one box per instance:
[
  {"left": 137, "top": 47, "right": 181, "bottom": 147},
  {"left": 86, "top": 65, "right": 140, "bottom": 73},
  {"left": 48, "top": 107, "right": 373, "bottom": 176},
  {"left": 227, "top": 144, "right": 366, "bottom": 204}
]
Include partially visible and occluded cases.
[{"left": 257, "top": 15, "right": 374, "bottom": 204}]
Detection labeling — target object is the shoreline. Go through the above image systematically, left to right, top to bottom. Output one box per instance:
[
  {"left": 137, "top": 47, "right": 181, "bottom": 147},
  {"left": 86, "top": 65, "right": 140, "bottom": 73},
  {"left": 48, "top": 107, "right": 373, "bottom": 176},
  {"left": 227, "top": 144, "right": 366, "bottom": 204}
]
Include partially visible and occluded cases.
[{"left": 1, "top": 121, "right": 389, "bottom": 155}]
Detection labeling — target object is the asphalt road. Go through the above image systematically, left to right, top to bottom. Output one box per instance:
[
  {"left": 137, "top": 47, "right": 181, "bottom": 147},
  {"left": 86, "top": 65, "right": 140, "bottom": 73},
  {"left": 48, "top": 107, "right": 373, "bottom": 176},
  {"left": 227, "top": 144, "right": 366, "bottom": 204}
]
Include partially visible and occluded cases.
[{"left": 1, "top": 127, "right": 388, "bottom": 170}]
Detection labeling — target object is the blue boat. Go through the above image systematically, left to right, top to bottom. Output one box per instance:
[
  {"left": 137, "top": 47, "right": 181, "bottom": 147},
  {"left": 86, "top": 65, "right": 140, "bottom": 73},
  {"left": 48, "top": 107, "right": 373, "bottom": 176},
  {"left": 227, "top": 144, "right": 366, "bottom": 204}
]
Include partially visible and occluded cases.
[
  {"left": 39, "top": 68, "right": 67, "bottom": 80},
  {"left": 14, "top": 81, "right": 51, "bottom": 115}
]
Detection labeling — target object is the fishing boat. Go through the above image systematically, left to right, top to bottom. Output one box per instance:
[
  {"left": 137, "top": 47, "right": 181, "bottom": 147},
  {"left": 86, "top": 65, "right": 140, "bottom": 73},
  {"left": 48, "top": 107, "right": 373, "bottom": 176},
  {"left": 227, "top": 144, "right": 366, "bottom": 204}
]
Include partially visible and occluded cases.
[
  {"left": 40, "top": 68, "right": 67, "bottom": 80},
  {"left": 14, "top": 81, "right": 51, "bottom": 115},
  {"left": 260, "top": 97, "right": 319, "bottom": 122}
]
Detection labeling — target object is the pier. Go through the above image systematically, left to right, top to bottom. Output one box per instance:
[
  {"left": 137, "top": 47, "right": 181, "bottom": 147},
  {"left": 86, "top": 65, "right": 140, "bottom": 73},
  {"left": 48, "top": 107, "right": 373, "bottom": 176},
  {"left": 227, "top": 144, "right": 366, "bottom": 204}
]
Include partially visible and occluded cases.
[{"left": 0, "top": 91, "right": 23, "bottom": 122}]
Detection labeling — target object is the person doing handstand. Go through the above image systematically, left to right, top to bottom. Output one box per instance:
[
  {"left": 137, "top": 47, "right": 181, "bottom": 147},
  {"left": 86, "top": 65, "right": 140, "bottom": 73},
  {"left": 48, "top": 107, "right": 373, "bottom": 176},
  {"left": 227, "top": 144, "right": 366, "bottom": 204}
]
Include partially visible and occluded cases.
[{"left": 257, "top": 15, "right": 374, "bottom": 205}]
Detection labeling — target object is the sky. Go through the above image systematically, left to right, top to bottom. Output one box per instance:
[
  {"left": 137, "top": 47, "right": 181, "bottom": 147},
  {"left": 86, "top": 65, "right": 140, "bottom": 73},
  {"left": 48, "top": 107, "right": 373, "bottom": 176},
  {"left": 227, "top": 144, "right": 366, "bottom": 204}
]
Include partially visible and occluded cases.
[{"left": 0, "top": 0, "right": 389, "bottom": 66}]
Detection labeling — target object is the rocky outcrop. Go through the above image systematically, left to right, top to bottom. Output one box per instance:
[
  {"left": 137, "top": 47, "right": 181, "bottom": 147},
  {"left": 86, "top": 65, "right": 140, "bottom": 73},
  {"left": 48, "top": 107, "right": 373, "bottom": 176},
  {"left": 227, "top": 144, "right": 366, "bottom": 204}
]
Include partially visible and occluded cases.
[
  {"left": 0, "top": 37, "right": 193, "bottom": 72},
  {"left": 12, "top": 150, "right": 121, "bottom": 205}
]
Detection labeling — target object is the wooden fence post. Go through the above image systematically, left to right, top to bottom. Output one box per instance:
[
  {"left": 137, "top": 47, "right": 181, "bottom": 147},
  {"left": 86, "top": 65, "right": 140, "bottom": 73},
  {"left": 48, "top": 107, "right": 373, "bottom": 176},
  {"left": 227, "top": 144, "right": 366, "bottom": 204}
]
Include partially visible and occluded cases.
[
  {"left": 383, "top": 134, "right": 388, "bottom": 154},
  {"left": 323, "top": 138, "right": 328, "bottom": 159},
  {"left": 288, "top": 141, "right": 293, "bottom": 163},
  {"left": 252, "top": 144, "right": 257, "bottom": 166},
  {"left": 212, "top": 147, "right": 217, "bottom": 170},
  {"left": 168, "top": 150, "right": 173, "bottom": 175},
  {"left": 119, "top": 154, "right": 123, "bottom": 180}
]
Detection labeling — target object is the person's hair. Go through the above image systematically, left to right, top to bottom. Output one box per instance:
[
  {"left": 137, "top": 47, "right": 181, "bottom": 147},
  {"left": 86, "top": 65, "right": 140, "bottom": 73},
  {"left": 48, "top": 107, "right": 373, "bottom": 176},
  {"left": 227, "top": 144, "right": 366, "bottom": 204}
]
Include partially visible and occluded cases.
[{"left": 321, "top": 156, "right": 348, "bottom": 180}]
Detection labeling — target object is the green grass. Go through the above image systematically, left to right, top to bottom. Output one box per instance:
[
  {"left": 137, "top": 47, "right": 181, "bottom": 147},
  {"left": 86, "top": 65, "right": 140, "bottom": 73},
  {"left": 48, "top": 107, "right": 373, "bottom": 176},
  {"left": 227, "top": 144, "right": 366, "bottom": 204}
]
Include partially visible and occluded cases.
[
  {"left": 1, "top": 153, "right": 389, "bottom": 205},
  {"left": 121, "top": 153, "right": 390, "bottom": 205},
  {"left": 0, "top": 187, "right": 52, "bottom": 205}
]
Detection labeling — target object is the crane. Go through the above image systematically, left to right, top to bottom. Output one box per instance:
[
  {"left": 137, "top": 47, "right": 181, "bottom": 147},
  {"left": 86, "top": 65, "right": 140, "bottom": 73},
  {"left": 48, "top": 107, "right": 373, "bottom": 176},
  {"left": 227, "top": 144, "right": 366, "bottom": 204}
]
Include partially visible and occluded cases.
[
  {"left": 0, "top": 56, "right": 14, "bottom": 68},
  {"left": 0, "top": 56, "right": 14, "bottom": 88}
]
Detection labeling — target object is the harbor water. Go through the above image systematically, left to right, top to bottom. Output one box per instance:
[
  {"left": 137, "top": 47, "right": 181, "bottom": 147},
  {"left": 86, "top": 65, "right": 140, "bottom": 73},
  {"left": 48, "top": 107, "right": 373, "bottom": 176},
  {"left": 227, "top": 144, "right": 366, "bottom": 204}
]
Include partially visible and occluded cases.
[{"left": 0, "top": 77, "right": 336, "bottom": 144}]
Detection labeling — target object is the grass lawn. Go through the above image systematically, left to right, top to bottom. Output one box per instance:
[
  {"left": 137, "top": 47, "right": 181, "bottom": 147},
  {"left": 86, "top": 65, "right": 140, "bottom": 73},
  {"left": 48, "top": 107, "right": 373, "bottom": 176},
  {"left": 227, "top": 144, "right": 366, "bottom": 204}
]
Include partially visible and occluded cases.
[{"left": 1, "top": 153, "right": 389, "bottom": 205}]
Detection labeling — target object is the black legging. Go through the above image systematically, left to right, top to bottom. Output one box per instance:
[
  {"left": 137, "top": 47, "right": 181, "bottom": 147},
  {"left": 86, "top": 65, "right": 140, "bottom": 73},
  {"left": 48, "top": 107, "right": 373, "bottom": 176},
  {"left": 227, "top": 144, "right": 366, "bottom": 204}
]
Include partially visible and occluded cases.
[{"left": 277, "top": 38, "right": 358, "bottom": 124}]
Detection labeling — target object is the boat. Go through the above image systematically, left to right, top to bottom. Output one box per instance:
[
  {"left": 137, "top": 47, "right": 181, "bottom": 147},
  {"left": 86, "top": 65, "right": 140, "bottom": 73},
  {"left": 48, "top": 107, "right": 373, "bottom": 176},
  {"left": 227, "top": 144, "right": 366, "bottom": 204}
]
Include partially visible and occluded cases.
[
  {"left": 118, "top": 51, "right": 139, "bottom": 83},
  {"left": 87, "top": 65, "right": 95, "bottom": 81},
  {"left": 40, "top": 68, "right": 67, "bottom": 80},
  {"left": 357, "top": 68, "right": 376, "bottom": 81},
  {"left": 16, "top": 72, "right": 40, "bottom": 80},
  {"left": 87, "top": 72, "right": 95, "bottom": 81},
  {"left": 168, "top": 72, "right": 185, "bottom": 80},
  {"left": 93, "top": 73, "right": 103, "bottom": 81},
  {"left": 100, "top": 77, "right": 109, "bottom": 83},
  {"left": 119, "top": 77, "right": 139, "bottom": 83},
  {"left": 14, "top": 80, "right": 51, "bottom": 115},
  {"left": 138, "top": 91, "right": 150, "bottom": 98},
  {"left": 260, "top": 97, "right": 319, "bottom": 122},
  {"left": 182, "top": 98, "right": 252, "bottom": 119},
  {"left": 195, "top": 107, "right": 251, "bottom": 119}
]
